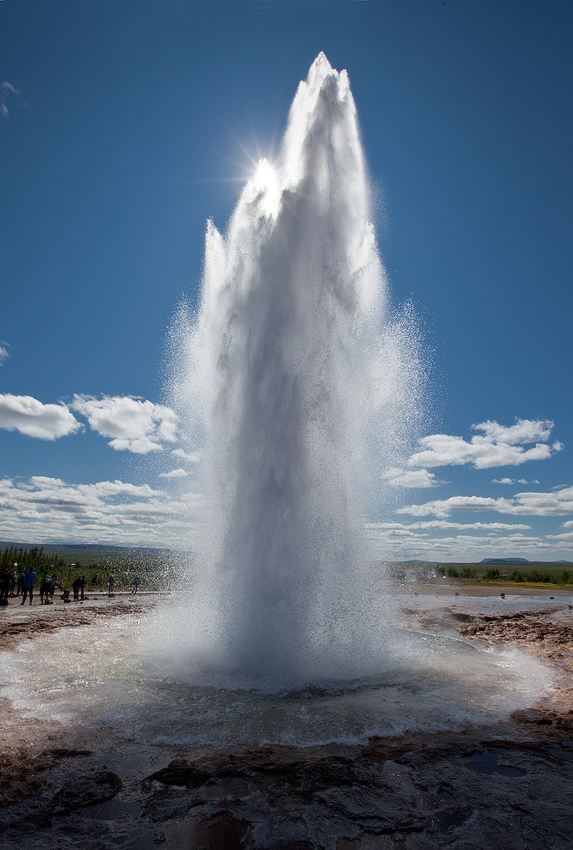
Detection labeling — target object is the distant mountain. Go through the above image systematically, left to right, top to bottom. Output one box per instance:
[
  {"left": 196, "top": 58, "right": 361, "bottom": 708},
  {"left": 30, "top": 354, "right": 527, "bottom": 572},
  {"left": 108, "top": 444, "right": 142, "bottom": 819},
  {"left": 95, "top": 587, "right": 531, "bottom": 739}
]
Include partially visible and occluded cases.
[
  {"left": 480, "top": 557, "right": 572, "bottom": 565},
  {"left": 481, "top": 558, "right": 530, "bottom": 564}
]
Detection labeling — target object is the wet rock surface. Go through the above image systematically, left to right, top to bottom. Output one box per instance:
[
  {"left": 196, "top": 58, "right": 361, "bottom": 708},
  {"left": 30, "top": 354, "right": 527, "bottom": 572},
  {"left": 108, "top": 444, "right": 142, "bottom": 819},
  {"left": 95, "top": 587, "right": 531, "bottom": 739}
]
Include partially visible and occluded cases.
[
  {"left": 1, "top": 593, "right": 573, "bottom": 849},
  {"left": 0, "top": 599, "right": 151, "bottom": 650},
  {"left": 400, "top": 604, "right": 573, "bottom": 666},
  {"left": 3, "top": 734, "right": 573, "bottom": 849},
  {"left": 119, "top": 737, "right": 573, "bottom": 849},
  {"left": 49, "top": 769, "right": 124, "bottom": 815}
]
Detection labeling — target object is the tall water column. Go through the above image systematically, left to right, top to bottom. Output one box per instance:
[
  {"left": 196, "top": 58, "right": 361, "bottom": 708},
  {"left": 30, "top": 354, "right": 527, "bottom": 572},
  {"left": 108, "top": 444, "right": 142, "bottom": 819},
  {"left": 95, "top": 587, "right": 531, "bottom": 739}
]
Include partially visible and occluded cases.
[{"left": 172, "top": 53, "right": 420, "bottom": 685}]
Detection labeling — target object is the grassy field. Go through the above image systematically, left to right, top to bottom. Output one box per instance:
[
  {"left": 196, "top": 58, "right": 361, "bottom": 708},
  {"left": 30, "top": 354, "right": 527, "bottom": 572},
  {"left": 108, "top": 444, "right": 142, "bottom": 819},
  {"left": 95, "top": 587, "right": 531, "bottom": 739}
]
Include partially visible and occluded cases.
[{"left": 430, "top": 562, "right": 571, "bottom": 588}]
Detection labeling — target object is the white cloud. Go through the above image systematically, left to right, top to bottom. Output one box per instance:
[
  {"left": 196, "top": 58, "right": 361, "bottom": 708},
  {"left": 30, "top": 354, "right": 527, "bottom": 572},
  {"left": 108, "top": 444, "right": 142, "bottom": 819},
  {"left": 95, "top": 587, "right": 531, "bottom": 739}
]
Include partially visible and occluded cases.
[
  {"left": 0, "top": 81, "right": 20, "bottom": 118},
  {"left": 0, "top": 344, "right": 9, "bottom": 365},
  {"left": 0, "top": 392, "right": 183, "bottom": 452},
  {"left": 0, "top": 394, "right": 82, "bottom": 440},
  {"left": 72, "top": 395, "right": 179, "bottom": 454},
  {"left": 407, "top": 418, "right": 561, "bottom": 470},
  {"left": 477, "top": 419, "right": 553, "bottom": 444},
  {"left": 171, "top": 448, "right": 201, "bottom": 463},
  {"left": 382, "top": 467, "right": 438, "bottom": 488},
  {"left": 159, "top": 468, "right": 189, "bottom": 479},
  {"left": 0, "top": 473, "right": 570, "bottom": 560},
  {"left": 0, "top": 475, "right": 199, "bottom": 546},
  {"left": 29, "top": 476, "right": 66, "bottom": 488},
  {"left": 492, "top": 478, "right": 541, "bottom": 485},
  {"left": 492, "top": 478, "right": 540, "bottom": 485},
  {"left": 79, "top": 480, "right": 163, "bottom": 498},
  {"left": 397, "top": 486, "right": 573, "bottom": 519},
  {"left": 397, "top": 496, "right": 505, "bottom": 518},
  {"left": 365, "top": 520, "right": 554, "bottom": 562},
  {"left": 367, "top": 520, "right": 531, "bottom": 532},
  {"left": 545, "top": 531, "right": 573, "bottom": 542}
]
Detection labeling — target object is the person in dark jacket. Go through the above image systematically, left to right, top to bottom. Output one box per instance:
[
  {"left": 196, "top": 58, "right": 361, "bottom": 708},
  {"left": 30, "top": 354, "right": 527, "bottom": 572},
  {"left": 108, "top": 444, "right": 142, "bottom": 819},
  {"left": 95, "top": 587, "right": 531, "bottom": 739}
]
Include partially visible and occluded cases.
[{"left": 21, "top": 569, "right": 37, "bottom": 605}]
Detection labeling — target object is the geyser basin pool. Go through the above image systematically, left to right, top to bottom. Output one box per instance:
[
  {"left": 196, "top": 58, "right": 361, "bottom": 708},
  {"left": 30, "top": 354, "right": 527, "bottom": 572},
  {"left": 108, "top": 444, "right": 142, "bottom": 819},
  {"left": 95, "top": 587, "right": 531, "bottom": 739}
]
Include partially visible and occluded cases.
[{"left": 0, "top": 605, "right": 553, "bottom": 748}]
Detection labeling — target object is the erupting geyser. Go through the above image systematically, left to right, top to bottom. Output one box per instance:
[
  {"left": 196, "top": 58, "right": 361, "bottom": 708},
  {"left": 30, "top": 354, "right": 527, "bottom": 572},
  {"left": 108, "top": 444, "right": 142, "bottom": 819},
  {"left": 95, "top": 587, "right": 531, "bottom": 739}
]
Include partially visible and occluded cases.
[
  {"left": 169, "top": 53, "right": 422, "bottom": 685},
  {"left": 0, "top": 57, "right": 553, "bottom": 752}
]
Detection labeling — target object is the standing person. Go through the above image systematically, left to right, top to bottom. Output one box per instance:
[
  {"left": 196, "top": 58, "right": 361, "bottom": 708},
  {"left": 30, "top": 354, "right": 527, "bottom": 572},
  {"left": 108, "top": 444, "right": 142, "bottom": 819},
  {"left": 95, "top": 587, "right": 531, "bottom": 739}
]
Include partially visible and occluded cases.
[
  {"left": 0, "top": 568, "right": 10, "bottom": 605},
  {"left": 21, "top": 568, "right": 37, "bottom": 605},
  {"left": 16, "top": 569, "right": 24, "bottom": 597},
  {"left": 9, "top": 570, "right": 17, "bottom": 597},
  {"left": 39, "top": 572, "right": 53, "bottom": 605},
  {"left": 108, "top": 574, "right": 114, "bottom": 596},
  {"left": 71, "top": 575, "right": 86, "bottom": 601},
  {"left": 72, "top": 576, "right": 81, "bottom": 601},
  {"left": 131, "top": 576, "right": 140, "bottom": 594}
]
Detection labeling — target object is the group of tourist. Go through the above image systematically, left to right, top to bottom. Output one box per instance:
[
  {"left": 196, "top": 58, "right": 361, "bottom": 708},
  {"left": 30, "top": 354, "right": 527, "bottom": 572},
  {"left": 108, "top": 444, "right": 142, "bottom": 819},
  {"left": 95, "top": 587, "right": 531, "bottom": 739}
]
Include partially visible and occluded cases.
[
  {"left": 0, "top": 566, "right": 141, "bottom": 606},
  {"left": 0, "top": 566, "right": 60, "bottom": 605},
  {"left": 0, "top": 566, "right": 78, "bottom": 606}
]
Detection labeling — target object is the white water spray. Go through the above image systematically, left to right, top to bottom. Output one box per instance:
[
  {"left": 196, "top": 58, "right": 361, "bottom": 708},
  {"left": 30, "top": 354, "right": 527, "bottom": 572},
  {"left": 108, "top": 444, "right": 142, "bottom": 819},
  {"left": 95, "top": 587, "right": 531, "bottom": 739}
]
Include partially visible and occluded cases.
[{"left": 169, "top": 53, "right": 423, "bottom": 685}]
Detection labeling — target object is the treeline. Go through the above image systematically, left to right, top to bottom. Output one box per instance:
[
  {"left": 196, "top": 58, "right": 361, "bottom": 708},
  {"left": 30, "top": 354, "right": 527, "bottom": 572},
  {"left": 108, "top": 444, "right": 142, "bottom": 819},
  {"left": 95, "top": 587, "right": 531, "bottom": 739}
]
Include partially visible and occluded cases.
[
  {"left": 1, "top": 546, "right": 66, "bottom": 572},
  {"left": 1, "top": 547, "right": 184, "bottom": 591},
  {"left": 436, "top": 563, "right": 571, "bottom": 584},
  {"left": 445, "top": 566, "right": 478, "bottom": 579},
  {"left": 484, "top": 567, "right": 571, "bottom": 584}
]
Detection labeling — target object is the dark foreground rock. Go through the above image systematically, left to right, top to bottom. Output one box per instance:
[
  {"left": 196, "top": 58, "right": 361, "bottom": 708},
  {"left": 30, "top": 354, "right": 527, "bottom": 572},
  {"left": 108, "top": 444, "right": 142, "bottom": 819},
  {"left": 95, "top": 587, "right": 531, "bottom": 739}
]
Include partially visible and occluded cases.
[
  {"left": 2, "top": 732, "right": 572, "bottom": 849},
  {"left": 132, "top": 737, "right": 573, "bottom": 850},
  {"left": 50, "top": 770, "right": 123, "bottom": 815}
]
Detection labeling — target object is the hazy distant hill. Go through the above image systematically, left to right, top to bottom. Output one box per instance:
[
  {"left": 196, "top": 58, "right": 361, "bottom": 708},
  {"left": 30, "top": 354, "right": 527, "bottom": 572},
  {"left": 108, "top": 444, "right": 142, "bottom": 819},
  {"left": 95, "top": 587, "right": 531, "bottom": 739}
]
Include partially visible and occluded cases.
[
  {"left": 0, "top": 541, "right": 171, "bottom": 558},
  {"left": 480, "top": 557, "right": 573, "bottom": 565},
  {"left": 481, "top": 558, "right": 530, "bottom": 564}
]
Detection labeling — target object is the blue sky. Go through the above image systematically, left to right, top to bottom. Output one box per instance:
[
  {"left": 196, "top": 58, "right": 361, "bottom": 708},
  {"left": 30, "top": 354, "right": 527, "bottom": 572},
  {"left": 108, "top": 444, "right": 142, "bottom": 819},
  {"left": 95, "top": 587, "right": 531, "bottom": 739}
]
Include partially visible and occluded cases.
[{"left": 1, "top": 0, "right": 572, "bottom": 561}]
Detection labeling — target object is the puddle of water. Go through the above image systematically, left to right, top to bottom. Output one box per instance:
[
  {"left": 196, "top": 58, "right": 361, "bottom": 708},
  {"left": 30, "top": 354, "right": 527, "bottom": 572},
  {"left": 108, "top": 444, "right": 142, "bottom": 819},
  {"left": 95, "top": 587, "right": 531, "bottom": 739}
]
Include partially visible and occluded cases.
[
  {"left": 548, "top": 747, "right": 573, "bottom": 763},
  {"left": 463, "top": 752, "right": 526, "bottom": 777}
]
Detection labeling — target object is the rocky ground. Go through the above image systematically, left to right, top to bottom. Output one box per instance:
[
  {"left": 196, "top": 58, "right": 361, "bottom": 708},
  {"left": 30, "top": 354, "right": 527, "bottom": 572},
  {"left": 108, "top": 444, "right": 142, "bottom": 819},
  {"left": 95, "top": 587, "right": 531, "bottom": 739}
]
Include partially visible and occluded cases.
[{"left": 0, "top": 590, "right": 572, "bottom": 849}]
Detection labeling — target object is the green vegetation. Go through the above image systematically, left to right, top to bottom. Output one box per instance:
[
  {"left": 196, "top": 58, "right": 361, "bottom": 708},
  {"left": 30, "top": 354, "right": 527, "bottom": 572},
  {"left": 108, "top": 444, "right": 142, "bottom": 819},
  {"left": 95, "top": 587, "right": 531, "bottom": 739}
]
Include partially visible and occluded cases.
[
  {"left": 1, "top": 546, "right": 184, "bottom": 591},
  {"left": 1, "top": 546, "right": 67, "bottom": 574},
  {"left": 433, "top": 561, "right": 572, "bottom": 587},
  {"left": 444, "top": 566, "right": 477, "bottom": 579},
  {"left": 484, "top": 567, "right": 570, "bottom": 584}
]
